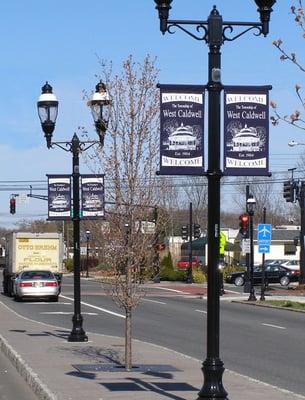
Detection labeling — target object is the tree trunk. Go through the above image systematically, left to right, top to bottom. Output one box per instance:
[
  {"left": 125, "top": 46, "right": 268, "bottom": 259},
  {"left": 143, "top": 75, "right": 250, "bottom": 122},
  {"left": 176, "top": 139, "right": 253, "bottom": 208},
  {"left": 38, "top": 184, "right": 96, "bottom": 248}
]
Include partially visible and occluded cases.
[{"left": 125, "top": 309, "right": 132, "bottom": 371}]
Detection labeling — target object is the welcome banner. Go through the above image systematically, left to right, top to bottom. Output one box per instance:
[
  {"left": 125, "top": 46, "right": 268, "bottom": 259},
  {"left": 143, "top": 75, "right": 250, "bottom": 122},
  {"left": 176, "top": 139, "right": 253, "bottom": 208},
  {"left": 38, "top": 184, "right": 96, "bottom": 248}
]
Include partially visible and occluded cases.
[
  {"left": 158, "top": 84, "right": 205, "bottom": 175},
  {"left": 223, "top": 85, "right": 272, "bottom": 176},
  {"left": 47, "top": 175, "right": 71, "bottom": 220},
  {"left": 81, "top": 175, "right": 105, "bottom": 219}
]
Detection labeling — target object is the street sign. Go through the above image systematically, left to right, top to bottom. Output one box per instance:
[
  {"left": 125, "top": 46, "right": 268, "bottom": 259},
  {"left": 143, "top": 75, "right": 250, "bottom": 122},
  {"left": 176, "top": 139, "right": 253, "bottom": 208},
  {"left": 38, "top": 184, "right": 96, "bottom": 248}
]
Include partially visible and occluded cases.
[
  {"left": 18, "top": 193, "right": 29, "bottom": 205},
  {"left": 257, "top": 224, "right": 272, "bottom": 243},
  {"left": 241, "top": 238, "right": 250, "bottom": 254},
  {"left": 258, "top": 244, "right": 270, "bottom": 253}
]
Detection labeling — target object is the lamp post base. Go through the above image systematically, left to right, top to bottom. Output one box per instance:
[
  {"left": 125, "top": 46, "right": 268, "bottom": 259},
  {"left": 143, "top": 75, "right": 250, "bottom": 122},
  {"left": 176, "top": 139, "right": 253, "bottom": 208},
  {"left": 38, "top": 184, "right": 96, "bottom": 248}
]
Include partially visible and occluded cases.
[
  {"left": 248, "top": 289, "right": 257, "bottom": 302},
  {"left": 68, "top": 315, "right": 88, "bottom": 342},
  {"left": 197, "top": 358, "right": 228, "bottom": 400}
]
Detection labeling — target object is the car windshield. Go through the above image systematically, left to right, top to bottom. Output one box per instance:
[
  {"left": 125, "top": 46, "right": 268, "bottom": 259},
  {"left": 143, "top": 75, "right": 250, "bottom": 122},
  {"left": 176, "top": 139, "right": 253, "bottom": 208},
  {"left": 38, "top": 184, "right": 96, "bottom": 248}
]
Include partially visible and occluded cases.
[
  {"left": 181, "top": 257, "right": 197, "bottom": 261},
  {"left": 20, "top": 271, "right": 54, "bottom": 280}
]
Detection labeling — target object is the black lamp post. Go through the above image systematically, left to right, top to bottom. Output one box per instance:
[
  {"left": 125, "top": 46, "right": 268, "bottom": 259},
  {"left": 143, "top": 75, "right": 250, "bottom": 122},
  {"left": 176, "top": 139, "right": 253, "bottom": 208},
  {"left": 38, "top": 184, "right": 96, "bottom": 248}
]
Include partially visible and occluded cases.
[
  {"left": 154, "top": 1, "right": 275, "bottom": 399},
  {"left": 37, "top": 81, "right": 111, "bottom": 342},
  {"left": 247, "top": 195, "right": 257, "bottom": 302},
  {"left": 85, "top": 230, "right": 91, "bottom": 279}
]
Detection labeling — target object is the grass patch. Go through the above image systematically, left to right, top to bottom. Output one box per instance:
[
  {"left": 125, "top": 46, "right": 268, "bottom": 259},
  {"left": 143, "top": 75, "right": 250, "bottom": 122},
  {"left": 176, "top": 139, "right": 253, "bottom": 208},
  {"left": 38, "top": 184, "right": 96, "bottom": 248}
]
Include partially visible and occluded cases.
[{"left": 263, "top": 300, "right": 305, "bottom": 311}]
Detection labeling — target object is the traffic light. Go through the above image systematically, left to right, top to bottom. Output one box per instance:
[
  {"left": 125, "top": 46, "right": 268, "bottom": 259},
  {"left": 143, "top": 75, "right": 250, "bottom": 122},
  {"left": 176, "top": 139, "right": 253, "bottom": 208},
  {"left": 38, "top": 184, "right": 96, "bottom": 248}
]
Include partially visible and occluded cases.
[
  {"left": 283, "top": 180, "right": 294, "bottom": 202},
  {"left": 10, "top": 198, "right": 16, "bottom": 214},
  {"left": 239, "top": 213, "right": 249, "bottom": 237},
  {"left": 193, "top": 223, "right": 201, "bottom": 239},
  {"left": 181, "top": 225, "right": 189, "bottom": 241}
]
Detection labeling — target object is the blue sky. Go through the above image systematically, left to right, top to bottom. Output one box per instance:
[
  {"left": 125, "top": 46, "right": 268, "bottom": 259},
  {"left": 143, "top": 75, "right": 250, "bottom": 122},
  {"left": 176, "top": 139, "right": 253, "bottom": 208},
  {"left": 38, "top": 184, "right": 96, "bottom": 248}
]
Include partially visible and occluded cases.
[{"left": 0, "top": 0, "right": 303, "bottom": 226}]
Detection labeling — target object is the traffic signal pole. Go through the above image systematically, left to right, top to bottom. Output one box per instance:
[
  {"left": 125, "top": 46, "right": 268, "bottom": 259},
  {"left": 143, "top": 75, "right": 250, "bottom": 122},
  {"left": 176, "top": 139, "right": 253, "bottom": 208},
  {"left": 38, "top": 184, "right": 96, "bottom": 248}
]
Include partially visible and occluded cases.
[
  {"left": 299, "top": 183, "right": 305, "bottom": 284},
  {"left": 244, "top": 185, "right": 250, "bottom": 293}
]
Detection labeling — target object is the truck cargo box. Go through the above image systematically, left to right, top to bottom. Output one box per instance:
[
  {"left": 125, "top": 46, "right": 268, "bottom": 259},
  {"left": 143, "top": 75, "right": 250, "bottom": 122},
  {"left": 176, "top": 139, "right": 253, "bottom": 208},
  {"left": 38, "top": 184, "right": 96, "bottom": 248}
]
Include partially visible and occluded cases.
[{"left": 3, "top": 232, "right": 63, "bottom": 296}]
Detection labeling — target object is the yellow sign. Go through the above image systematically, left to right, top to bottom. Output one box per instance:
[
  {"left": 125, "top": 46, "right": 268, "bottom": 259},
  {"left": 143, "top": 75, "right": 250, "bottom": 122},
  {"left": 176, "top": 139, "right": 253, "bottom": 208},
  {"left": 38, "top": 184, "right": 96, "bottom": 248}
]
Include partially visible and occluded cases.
[
  {"left": 219, "top": 231, "right": 226, "bottom": 256},
  {"left": 16, "top": 238, "right": 59, "bottom": 271}
]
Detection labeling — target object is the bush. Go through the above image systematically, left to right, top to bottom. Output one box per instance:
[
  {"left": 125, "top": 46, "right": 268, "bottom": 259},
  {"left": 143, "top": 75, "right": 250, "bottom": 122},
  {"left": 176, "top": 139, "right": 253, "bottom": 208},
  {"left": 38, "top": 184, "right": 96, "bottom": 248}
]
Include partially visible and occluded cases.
[
  {"left": 160, "top": 252, "right": 186, "bottom": 282},
  {"left": 64, "top": 258, "right": 74, "bottom": 272},
  {"left": 192, "top": 269, "right": 207, "bottom": 283}
]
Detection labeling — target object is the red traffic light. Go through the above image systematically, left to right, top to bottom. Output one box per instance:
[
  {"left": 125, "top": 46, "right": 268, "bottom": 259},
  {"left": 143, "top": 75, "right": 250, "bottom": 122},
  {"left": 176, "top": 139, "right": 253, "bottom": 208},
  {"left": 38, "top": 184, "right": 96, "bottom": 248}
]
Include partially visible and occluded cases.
[
  {"left": 10, "top": 198, "right": 16, "bottom": 214},
  {"left": 239, "top": 213, "right": 249, "bottom": 235},
  {"left": 239, "top": 213, "right": 249, "bottom": 224}
]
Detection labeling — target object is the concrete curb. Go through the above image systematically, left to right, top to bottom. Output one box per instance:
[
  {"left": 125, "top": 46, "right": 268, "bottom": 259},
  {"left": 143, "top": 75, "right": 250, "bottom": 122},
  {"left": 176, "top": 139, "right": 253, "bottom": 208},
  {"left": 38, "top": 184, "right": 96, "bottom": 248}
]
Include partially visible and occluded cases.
[
  {"left": 231, "top": 299, "right": 305, "bottom": 313},
  {"left": 0, "top": 334, "right": 57, "bottom": 400}
]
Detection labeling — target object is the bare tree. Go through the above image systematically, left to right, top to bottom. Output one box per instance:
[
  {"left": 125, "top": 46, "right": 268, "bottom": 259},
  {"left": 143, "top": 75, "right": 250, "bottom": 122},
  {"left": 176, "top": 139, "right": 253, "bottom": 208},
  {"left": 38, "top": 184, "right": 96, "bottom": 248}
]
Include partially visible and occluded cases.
[
  {"left": 271, "top": 1, "right": 305, "bottom": 130},
  {"left": 85, "top": 55, "right": 167, "bottom": 370},
  {"left": 182, "top": 176, "right": 208, "bottom": 226},
  {"left": 232, "top": 177, "right": 287, "bottom": 225}
]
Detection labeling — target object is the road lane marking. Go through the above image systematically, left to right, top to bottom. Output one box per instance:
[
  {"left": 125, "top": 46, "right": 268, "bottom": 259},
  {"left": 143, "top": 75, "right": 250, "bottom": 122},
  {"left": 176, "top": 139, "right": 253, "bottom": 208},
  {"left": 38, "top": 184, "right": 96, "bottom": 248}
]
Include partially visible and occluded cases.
[
  {"left": 153, "top": 287, "right": 185, "bottom": 294},
  {"left": 60, "top": 295, "right": 125, "bottom": 318},
  {"left": 143, "top": 299, "right": 166, "bottom": 305},
  {"left": 25, "top": 302, "right": 72, "bottom": 305},
  {"left": 195, "top": 309, "right": 207, "bottom": 314},
  {"left": 40, "top": 312, "right": 98, "bottom": 315},
  {"left": 262, "top": 323, "right": 286, "bottom": 330}
]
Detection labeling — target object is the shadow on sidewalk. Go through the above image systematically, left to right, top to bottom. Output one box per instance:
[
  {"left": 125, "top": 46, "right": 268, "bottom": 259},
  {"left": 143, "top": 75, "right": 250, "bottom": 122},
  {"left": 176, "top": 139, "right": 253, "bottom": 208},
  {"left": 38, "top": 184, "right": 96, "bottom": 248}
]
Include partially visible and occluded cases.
[{"left": 100, "top": 378, "right": 198, "bottom": 399}]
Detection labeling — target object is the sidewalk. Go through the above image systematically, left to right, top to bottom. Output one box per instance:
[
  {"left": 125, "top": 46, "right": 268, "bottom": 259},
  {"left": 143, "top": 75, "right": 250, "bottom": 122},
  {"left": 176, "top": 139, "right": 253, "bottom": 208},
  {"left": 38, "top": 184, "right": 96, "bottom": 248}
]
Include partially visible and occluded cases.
[{"left": 0, "top": 301, "right": 304, "bottom": 400}]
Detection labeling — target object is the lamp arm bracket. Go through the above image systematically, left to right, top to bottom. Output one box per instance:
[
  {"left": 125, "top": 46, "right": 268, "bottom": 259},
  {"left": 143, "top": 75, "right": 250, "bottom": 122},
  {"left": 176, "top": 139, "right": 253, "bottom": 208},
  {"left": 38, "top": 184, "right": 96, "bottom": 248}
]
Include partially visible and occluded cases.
[
  {"left": 167, "top": 20, "right": 208, "bottom": 41},
  {"left": 222, "top": 22, "right": 262, "bottom": 42},
  {"left": 51, "top": 140, "right": 100, "bottom": 153},
  {"left": 79, "top": 141, "right": 100, "bottom": 152}
]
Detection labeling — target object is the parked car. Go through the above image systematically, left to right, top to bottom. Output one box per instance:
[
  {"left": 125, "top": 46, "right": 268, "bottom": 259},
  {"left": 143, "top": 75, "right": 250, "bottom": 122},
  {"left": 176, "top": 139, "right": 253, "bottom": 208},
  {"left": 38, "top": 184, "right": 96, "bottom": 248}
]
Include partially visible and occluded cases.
[
  {"left": 177, "top": 256, "right": 202, "bottom": 270},
  {"left": 263, "top": 259, "right": 286, "bottom": 267},
  {"left": 280, "top": 260, "right": 300, "bottom": 270},
  {"left": 226, "top": 265, "right": 300, "bottom": 287},
  {"left": 13, "top": 270, "right": 60, "bottom": 302}
]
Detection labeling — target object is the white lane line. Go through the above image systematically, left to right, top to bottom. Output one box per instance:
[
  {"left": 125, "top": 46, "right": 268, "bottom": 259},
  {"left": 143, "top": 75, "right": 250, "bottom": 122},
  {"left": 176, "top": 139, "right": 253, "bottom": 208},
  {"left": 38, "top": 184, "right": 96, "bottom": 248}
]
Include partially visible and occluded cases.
[
  {"left": 154, "top": 287, "right": 185, "bottom": 294},
  {"left": 60, "top": 294, "right": 125, "bottom": 318},
  {"left": 143, "top": 299, "right": 166, "bottom": 305},
  {"left": 25, "top": 302, "right": 72, "bottom": 305},
  {"left": 195, "top": 309, "right": 207, "bottom": 314},
  {"left": 40, "top": 311, "right": 98, "bottom": 315},
  {"left": 262, "top": 323, "right": 286, "bottom": 330}
]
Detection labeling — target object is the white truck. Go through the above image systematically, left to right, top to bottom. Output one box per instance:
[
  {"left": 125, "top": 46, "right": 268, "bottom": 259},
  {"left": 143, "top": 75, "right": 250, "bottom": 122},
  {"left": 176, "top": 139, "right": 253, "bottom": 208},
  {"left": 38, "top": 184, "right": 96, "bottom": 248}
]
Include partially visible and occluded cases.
[{"left": 2, "top": 232, "right": 64, "bottom": 296}]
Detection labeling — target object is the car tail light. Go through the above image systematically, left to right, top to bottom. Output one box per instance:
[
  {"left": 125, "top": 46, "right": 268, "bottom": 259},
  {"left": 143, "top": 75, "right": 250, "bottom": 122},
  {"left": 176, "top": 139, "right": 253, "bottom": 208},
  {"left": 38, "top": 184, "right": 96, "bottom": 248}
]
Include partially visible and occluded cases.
[
  {"left": 45, "top": 281, "right": 58, "bottom": 287},
  {"left": 19, "top": 282, "right": 32, "bottom": 287}
]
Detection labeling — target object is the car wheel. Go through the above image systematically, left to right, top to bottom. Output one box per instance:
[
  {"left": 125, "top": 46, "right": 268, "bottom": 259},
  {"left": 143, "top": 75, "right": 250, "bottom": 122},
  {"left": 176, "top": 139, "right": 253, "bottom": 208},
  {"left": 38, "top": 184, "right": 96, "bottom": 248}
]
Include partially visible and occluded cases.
[
  {"left": 234, "top": 276, "right": 245, "bottom": 286},
  {"left": 280, "top": 276, "right": 290, "bottom": 286},
  {"left": 14, "top": 294, "right": 22, "bottom": 302},
  {"left": 50, "top": 296, "right": 58, "bottom": 302}
]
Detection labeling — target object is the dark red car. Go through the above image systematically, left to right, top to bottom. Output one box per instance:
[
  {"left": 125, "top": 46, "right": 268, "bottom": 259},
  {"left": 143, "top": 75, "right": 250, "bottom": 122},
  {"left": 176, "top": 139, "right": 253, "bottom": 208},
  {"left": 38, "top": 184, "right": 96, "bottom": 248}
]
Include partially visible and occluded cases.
[{"left": 177, "top": 256, "right": 201, "bottom": 270}]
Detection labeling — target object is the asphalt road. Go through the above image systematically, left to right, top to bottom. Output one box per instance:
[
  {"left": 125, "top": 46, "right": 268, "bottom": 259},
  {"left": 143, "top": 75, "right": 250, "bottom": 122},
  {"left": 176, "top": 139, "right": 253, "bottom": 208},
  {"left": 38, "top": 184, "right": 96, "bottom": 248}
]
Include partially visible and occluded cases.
[{"left": 1, "top": 276, "right": 305, "bottom": 397}]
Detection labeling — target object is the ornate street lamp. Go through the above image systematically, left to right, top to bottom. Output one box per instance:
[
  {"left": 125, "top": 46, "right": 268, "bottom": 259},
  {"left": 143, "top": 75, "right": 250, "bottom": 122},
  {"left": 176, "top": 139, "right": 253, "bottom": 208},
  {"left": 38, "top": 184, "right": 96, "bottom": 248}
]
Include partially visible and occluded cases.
[
  {"left": 153, "top": 1, "right": 276, "bottom": 399},
  {"left": 87, "top": 80, "right": 112, "bottom": 146},
  {"left": 37, "top": 81, "right": 111, "bottom": 342},
  {"left": 37, "top": 82, "right": 58, "bottom": 148},
  {"left": 246, "top": 195, "right": 257, "bottom": 302}
]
